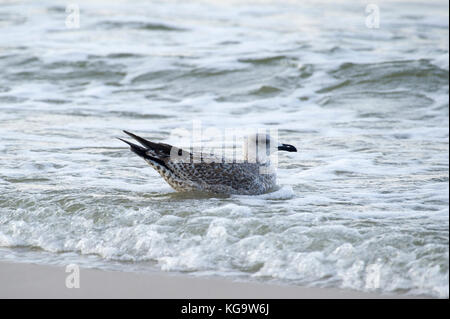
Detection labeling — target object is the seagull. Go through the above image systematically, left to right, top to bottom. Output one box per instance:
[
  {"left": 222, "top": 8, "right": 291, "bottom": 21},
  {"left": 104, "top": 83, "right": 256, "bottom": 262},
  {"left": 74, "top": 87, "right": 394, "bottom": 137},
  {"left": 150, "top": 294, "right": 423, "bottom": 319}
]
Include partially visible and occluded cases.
[{"left": 118, "top": 130, "right": 297, "bottom": 195}]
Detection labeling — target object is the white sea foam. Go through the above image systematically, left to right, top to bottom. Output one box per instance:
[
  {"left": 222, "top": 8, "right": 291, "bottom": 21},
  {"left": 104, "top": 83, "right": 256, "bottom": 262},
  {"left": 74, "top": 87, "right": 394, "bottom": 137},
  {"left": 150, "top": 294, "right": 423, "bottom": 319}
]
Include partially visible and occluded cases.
[{"left": 432, "top": 53, "right": 450, "bottom": 71}]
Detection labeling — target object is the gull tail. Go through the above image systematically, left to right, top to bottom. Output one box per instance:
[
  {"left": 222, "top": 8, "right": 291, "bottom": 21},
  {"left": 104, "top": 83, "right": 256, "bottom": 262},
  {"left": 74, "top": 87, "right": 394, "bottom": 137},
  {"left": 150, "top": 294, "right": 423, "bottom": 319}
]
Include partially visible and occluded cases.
[
  {"left": 123, "top": 130, "right": 171, "bottom": 156},
  {"left": 118, "top": 131, "right": 171, "bottom": 170},
  {"left": 117, "top": 138, "right": 148, "bottom": 158}
]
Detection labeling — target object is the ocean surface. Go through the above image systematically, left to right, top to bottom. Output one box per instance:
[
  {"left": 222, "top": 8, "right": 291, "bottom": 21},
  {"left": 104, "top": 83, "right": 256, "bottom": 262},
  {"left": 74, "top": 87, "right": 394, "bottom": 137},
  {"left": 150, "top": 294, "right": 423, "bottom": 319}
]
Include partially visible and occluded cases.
[{"left": 0, "top": 0, "right": 448, "bottom": 298}]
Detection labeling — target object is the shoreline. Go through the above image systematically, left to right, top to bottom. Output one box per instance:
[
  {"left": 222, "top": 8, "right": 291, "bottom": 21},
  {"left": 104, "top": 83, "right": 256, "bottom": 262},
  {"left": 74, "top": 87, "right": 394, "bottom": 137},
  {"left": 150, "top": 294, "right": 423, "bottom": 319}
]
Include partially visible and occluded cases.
[{"left": 0, "top": 261, "right": 424, "bottom": 299}]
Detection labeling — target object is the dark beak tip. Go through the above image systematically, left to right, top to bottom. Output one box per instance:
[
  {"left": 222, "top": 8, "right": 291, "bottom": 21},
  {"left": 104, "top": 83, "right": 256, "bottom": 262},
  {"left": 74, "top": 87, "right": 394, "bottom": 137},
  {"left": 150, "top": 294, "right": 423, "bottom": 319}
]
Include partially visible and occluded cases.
[{"left": 278, "top": 143, "right": 298, "bottom": 152}]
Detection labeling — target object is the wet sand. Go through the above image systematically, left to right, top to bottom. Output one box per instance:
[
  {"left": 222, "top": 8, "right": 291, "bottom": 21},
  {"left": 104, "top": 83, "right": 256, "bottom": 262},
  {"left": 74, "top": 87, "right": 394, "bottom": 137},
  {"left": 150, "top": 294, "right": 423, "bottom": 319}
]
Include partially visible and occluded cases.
[{"left": 0, "top": 261, "right": 420, "bottom": 299}]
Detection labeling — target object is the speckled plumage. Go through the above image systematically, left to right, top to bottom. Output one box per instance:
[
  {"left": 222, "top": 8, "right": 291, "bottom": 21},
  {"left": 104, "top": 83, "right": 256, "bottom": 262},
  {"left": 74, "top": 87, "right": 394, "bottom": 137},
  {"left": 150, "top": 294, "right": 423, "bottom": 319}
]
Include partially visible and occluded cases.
[
  {"left": 119, "top": 131, "right": 295, "bottom": 195},
  {"left": 150, "top": 159, "right": 276, "bottom": 195}
]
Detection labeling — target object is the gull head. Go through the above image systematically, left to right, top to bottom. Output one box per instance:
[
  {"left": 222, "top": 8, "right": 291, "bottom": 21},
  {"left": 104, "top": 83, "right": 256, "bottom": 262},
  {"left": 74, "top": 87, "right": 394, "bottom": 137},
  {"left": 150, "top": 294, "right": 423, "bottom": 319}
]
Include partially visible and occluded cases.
[{"left": 243, "top": 133, "right": 297, "bottom": 162}]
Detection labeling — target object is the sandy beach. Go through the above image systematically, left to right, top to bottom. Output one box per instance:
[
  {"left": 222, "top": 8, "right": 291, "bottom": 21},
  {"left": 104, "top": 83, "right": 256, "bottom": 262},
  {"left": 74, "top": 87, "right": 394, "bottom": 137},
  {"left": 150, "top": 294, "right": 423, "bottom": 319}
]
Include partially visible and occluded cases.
[{"left": 0, "top": 261, "right": 422, "bottom": 299}]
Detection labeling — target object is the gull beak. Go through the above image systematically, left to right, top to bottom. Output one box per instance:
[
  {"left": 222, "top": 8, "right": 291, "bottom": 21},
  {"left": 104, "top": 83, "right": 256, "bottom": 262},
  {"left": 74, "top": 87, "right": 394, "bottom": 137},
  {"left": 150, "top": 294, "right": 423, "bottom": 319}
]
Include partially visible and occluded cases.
[{"left": 277, "top": 143, "right": 297, "bottom": 152}]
